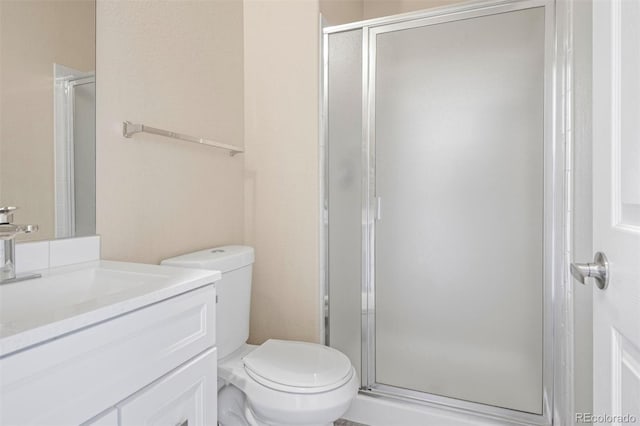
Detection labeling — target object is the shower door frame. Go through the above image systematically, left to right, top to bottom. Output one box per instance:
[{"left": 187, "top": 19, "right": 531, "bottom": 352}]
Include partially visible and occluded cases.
[{"left": 322, "top": 0, "right": 575, "bottom": 424}]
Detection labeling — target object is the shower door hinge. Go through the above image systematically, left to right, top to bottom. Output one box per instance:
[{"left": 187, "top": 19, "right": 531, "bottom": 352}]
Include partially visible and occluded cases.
[{"left": 375, "top": 197, "right": 382, "bottom": 221}]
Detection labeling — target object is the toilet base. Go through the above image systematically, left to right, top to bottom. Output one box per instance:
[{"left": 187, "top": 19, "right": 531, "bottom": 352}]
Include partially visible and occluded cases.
[
  {"left": 218, "top": 383, "right": 334, "bottom": 426},
  {"left": 218, "top": 384, "right": 249, "bottom": 426},
  {"left": 245, "top": 403, "right": 332, "bottom": 426}
]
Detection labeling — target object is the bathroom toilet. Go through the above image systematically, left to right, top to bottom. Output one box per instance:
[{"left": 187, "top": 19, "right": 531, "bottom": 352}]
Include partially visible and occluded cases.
[{"left": 162, "top": 246, "right": 358, "bottom": 426}]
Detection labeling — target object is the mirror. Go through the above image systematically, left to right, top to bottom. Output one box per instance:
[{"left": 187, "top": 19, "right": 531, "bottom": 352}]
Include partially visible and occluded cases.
[{"left": 0, "top": 0, "right": 96, "bottom": 242}]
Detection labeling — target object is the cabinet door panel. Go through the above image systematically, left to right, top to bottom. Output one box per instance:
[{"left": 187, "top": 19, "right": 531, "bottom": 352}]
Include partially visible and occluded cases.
[
  {"left": 119, "top": 349, "right": 217, "bottom": 426},
  {"left": 82, "top": 408, "right": 118, "bottom": 426}
]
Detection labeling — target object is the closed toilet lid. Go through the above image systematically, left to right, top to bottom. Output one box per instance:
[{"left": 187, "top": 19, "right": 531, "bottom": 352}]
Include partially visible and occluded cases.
[{"left": 243, "top": 339, "right": 353, "bottom": 391}]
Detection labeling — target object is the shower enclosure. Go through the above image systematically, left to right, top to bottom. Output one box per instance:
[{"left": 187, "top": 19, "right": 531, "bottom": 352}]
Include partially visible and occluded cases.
[
  {"left": 323, "top": 0, "right": 566, "bottom": 424},
  {"left": 54, "top": 64, "right": 96, "bottom": 238}
]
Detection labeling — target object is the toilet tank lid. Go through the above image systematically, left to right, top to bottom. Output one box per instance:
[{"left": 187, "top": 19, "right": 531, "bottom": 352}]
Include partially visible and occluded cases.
[{"left": 161, "top": 245, "right": 254, "bottom": 273}]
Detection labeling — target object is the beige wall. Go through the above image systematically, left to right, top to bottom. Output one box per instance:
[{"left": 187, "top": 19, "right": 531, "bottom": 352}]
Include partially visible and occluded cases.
[
  {"left": 0, "top": 0, "right": 95, "bottom": 241},
  {"left": 95, "top": 0, "right": 319, "bottom": 346},
  {"left": 96, "top": 0, "right": 244, "bottom": 264},
  {"left": 243, "top": 0, "right": 321, "bottom": 345},
  {"left": 320, "top": 0, "right": 466, "bottom": 26},
  {"left": 320, "top": 0, "right": 363, "bottom": 26},
  {"left": 363, "top": 0, "right": 465, "bottom": 20}
]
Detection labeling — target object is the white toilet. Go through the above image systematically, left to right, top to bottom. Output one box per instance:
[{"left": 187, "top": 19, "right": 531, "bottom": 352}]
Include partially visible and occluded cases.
[{"left": 161, "top": 246, "right": 358, "bottom": 426}]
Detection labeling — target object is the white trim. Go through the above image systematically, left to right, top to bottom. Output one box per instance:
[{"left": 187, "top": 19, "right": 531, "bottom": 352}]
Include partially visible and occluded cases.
[
  {"left": 609, "top": 0, "right": 640, "bottom": 233},
  {"left": 610, "top": 0, "right": 622, "bottom": 230}
]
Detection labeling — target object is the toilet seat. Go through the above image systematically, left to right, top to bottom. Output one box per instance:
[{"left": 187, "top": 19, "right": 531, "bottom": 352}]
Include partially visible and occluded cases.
[
  {"left": 242, "top": 340, "right": 354, "bottom": 394},
  {"left": 218, "top": 343, "right": 359, "bottom": 426}
]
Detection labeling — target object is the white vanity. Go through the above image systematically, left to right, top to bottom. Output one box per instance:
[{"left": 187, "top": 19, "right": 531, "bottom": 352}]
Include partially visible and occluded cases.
[{"left": 0, "top": 253, "right": 219, "bottom": 426}]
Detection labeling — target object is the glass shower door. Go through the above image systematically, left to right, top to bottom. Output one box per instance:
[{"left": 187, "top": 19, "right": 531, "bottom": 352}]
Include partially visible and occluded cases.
[{"left": 371, "top": 6, "right": 546, "bottom": 414}]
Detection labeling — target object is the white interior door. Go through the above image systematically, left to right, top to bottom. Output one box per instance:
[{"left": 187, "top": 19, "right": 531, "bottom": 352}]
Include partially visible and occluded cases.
[{"left": 591, "top": 0, "right": 640, "bottom": 422}]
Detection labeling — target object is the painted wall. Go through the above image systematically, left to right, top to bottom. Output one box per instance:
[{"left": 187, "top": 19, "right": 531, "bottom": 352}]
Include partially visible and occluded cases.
[
  {"left": 0, "top": 0, "right": 95, "bottom": 241},
  {"left": 96, "top": 0, "right": 244, "bottom": 264},
  {"left": 243, "top": 0, "right": 322, "bottom": 345},
  {"left": 320, "top": 0, "right": 466, "bottom": 26},
  {"left": 320, "top": 0, "right": 363, "bottom": 26},
  {"left": 363, "top": 0, "right": 465, "bottom": 20}
]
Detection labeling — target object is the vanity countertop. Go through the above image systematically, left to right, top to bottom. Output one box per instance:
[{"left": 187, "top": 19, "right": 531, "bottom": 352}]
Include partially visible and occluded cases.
[{"left": 0, "top": 260, "right": 219, "bottom": 357}]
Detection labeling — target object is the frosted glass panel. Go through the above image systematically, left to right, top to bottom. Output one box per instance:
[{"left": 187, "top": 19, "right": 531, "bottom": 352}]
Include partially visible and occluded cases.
[
  {"left": 374, "top": 8, "right": 545, "bottom": 414},
  {"left": 327, "top": 29, "right": 363, "bottom": 380},
  {"left": 73, "top": 82, "right": 96, "bottom": 237}
]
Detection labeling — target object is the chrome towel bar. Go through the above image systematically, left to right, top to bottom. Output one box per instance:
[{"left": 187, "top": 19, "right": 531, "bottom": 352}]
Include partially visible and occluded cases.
[{"left": 122, "top": 121, "right": 243, "bottom": 156}]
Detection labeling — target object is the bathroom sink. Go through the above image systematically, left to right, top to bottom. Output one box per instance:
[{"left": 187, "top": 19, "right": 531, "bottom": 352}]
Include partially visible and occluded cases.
[
  {"left": 0, "top": 260, "right": 220, "bottom": 356},
  {"left": 1, "top": 267, "right": 163, "bottom": 322}
]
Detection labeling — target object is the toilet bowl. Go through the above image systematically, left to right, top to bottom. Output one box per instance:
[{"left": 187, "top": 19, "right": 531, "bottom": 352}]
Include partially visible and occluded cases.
[{"left": 162, "top": 246, "right": 358, "bottom": 426}]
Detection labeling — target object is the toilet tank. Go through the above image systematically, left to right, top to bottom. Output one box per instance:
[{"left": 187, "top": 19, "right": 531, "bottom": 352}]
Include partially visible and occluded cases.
[{"left": 161, "top": 246, "right": 255, "bottom": 359}]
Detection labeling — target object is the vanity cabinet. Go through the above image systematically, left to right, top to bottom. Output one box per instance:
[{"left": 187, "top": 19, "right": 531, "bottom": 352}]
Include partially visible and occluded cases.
[{"left": 0, "top": 284, "right": 217, "bottom": 426}]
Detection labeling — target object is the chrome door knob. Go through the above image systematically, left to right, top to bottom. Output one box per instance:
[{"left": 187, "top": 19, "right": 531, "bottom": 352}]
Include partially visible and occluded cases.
[
  {"left": 0, "top": 206, "right": 17, "bottom": 225},
  {"left": 570, "top": 252, "right": 609, "bottom": 290}
]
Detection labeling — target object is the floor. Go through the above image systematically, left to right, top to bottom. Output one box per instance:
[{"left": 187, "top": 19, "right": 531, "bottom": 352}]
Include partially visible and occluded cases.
[{"left": 334, "top": 420, "right": 368, "bottom": 426}]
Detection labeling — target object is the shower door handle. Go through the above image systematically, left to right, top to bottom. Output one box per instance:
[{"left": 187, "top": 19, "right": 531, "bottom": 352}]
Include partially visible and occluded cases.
[
  {"left": 375, "top": 197, "right": 382, "bottom": 221},
  {"left": 570, "top": 252, "right": 609, "bottom": 290}
]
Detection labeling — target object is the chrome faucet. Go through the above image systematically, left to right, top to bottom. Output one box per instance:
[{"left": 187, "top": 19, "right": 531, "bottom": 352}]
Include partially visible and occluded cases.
[{"left": 0, "top": 206, "right": 41, "bottom": 284}]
